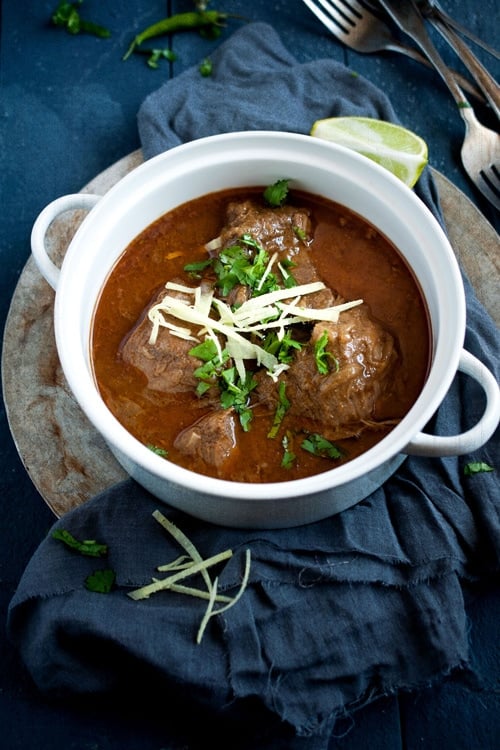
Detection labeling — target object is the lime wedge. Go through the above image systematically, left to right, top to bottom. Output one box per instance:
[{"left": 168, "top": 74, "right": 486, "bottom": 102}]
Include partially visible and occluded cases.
[{"left": 310, "top": 116, "right": 428, "bottom": 188}]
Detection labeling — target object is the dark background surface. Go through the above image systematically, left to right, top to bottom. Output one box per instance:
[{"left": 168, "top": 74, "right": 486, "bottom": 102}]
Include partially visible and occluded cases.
[{"left": 1, "top": 1, "right": 499, "bottom": 747}]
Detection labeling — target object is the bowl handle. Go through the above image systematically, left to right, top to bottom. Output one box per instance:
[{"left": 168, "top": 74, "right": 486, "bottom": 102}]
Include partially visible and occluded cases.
[
  {"left": 30, "top": 194, "right": 101, "bottom": 290},
  {"left": 404, "top": 349, "right": 500, "bottom": 457}
]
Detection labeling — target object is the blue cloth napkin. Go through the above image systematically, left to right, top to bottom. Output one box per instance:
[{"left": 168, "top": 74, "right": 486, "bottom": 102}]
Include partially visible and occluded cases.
[{"left": 7, "top": 22, "right": 500, "bottom": 749}]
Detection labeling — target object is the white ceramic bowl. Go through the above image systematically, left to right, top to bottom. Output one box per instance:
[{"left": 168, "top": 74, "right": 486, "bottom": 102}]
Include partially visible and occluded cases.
[{"left": 31, "top": 132, "right": 500, "bottom": 528}]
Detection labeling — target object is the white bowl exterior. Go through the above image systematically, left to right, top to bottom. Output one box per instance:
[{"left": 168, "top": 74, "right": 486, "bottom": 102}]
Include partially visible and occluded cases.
[{"left": 52, "top": 132, "right": 465, "bottom": 521}]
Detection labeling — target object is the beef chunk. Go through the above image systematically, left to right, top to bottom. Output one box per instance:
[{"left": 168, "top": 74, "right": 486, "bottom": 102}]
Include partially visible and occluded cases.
[
  {"left": 219, "top": 200, "right": 333, "bottom": 309},
  {"left": 220, "top": 200, "right": 311, "bottom": 255},
  {"left": 120, "top": 283, "right": 202, "bottom": 395},
  {"left": 257, "top": 306, "right": 398, "bottom": 441},
  {"left": 174, "top": 409, "right": 237, "bottom": 469}
]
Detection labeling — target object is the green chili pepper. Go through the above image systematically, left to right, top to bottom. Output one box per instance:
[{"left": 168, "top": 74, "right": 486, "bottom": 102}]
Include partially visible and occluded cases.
[{"left": 123, "top": 11, "right": 230, "bottom": 60}]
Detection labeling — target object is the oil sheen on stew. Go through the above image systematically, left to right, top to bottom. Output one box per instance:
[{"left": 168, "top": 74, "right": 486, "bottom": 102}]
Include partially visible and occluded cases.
[{"left": 91, "top": 186, "right": 431, "bottom": 483}]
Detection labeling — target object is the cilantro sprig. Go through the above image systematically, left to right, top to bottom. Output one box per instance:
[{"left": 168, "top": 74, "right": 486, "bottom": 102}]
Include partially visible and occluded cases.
[
  {"left": 51, "top": 1, "right": 111, "bottom": 38},
  {"left": 263, "top": 179, "right": 290, "bottom": 207},
  {"left": 212, "top": 235, "right": 279, "bottom": 297},
  {"left": 262, "top": 329, "right": 303, "bottom": 365},
  {"left": 314, "top": 330, "right": 339, "bottom": 375},
  {"left": 189, "top": 339, "right": 256, "bottom": 430},
  {"left": 219, "top": 368, "right": 257, "bottom": 431},
  {"left": 268, "top": 381, "right": 291, "bottom": 438},
  {"left": 301, "top": 433, "right": 343, "bottom": 460},
  {"left": 464, "top": 461, "right": 494, "bottom": 476},
  {"left": 52, "top": 528, "right": 115, "bottom": 594},
  {"left": 52, "top": 529, "right": 108, "bottom": 557}
]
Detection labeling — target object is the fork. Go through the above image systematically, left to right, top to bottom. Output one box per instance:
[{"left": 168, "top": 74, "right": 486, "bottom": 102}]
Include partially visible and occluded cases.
[
  {"left": 301, "top": 0, "right": 482, "bottom": 101},
  {"left": 377, "top": 0, "right": 500, "bottom": 211},
  {"left": 418, "top": 0, "right": 500, "bottom": 120}
]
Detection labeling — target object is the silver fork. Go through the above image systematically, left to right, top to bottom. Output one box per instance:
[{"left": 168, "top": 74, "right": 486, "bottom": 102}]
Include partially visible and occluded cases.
[
  {"left": 301, "top": 0, "right": 482, "bottom": 100},
  {"left": 377, "top": 0, "right": 500, "bottom": 211},
  {"left": 418, "top": 0, "right": 500, "bottom": 120}
]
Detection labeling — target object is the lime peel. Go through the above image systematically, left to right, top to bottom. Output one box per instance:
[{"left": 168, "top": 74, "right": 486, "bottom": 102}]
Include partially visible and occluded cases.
[{"left": 310, "top": 116, "right": 428, "bottom": 188}]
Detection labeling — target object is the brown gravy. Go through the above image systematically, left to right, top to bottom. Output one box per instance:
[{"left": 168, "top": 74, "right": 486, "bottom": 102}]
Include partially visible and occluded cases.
[{"left": 91, "top": 187, "right": 430, "bottom": 482}]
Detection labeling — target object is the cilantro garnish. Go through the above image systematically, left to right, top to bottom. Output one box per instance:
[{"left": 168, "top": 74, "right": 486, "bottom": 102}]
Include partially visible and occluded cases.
[
  {"left": 51, "top": 1, "right": 111, "bottom": 38},
  {"left": 199, "top": 57, "right": 213, "bottom": 76},
  {"left": 263, "top": 179, "right": 290, "bottom": 207},
  {"left": 293, "top": 225, "right": 308, "bottom": 242},
  {"left": 213, "top": 235, "right": 279, "bottom": 298},
  {"left": 184, "top": 258, "right": 213, "bottom": 278},
  {"left": 278, "top": 258, "right": 298, "bottom": 288},
  {"left": 262, "top": 329, "right": 302, "bottom": 364},
  {"left": 314, "top": 330, "right": 339, "bottom": 375},
  {"left": 190, "top": 339, "right": 230, "bottom": 396},
  {"left": 189, "top": 340, "right": 256, "bottom": 430},
  {"left": 219, "top": 369, "right": 257, "bottom": 431},
  {"left": 268, "top": 381, "right": 291, "bottom": 438},
  {"left": 281, "top": 432, "right": 296, "bottom": 468},
  {"left": 301, "top": 433, "right": 343, "bottom": 459},
  {"left": 147, "top": 444, "right": 168, "bottom": 457},
  {"left": 464, "top": 461, "right": 494, "bottom": 476},
  {"left": 52, "top": 529, "right": 108, "bottom": 557},
  {"left": 85, "top": 569, "right": 115, "bottom": 593}
]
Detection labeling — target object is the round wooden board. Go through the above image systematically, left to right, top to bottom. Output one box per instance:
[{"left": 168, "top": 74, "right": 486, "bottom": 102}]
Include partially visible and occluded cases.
[{"left": 2, "top": 152, "right": 499, "bottom": 518}]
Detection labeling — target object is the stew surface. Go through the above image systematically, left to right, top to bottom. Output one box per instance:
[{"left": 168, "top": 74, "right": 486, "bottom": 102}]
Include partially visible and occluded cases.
[{"left": 91, "top": 186, "right": 430, "bottom": 482}]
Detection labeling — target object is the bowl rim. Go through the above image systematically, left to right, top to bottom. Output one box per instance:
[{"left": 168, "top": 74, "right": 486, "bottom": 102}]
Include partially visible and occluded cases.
[{"left": 53, "top": 130, "right": 466, "bottom": 501}]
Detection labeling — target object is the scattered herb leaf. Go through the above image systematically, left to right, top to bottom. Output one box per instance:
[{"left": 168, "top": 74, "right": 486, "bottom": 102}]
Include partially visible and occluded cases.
[
  {"left": 51, "top": 1, "right": 111, "bottom": 38},
  {"left": 134, "top": 47, "right": 178, "bottom": 69},
  {"left": 199, "top": 57, "right": 213, "bottom": 76},
  {"left": 263, "top": 179, "right": 290, "bottom": 207},
  {"left": 293, "top": 225, "right": 308, "bottom": 242},
  {"left": 184, "top": 258, "right": 213, "bottom": 277},
  {"left": 262, "top": 329, "right": 302, "bottom": 364},
  {"left": 314, "top": 330, "right": 339, "bottom": 375},
  {"left": 268, "top": 381, "right": 290, "bottom": 438},
  {"left": 281, "top": 431, "right": 296, "bottom": 468},
  {"left": 301, "top": 433, "right": 343, "bottom": 459},
  {"left": 147, "top": 444, "right": 168, "bottom": 457},
  {"left": 464, "top": 461, "right": 494, "bottom": 476},
  {"left": 52, "top": 529, "right": 108, "bottom": 557},
  {"left": 85, "top": 568, "right": 116, "bottom": 593}
]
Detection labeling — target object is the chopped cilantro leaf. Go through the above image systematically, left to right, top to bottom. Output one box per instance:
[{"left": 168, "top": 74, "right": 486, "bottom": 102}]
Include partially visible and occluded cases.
[
  {"left": 51, "top": 1, "right": 111, "bottom": 38},
  {"left": 199, "top": 57, "right": 213, "bottom": 76},
  {"left": 263, "top": 179, "right": 290, "bottom": 207},
  {"left": 293, "top": 225, "right": 308, "bottom": 242},
  {"left": 213, "top": 237, "right": 279, "bottom": 298},
  {"left": 184, "top": 258, "right": 213, "bottom": 278},
  {"left": 262, "top": 329, "right": 302, "bottom": 364},
  {"left": 314, "top": 330, "right": 339, "bottom": 375},
  {"left": 219, "top": 369, "right": 257, "bottom": 431},
  {"left": 268, "top": 381, "right": 290, "bottom": 438},
  {"left": 281, "top": 432, "right": 296, "bottom": 468},
  {"left": 301, "top": 433, "right": 342, "bottom": 459},
  {"left": 147, "top": 444, "right": 168, "bottom": 457},
  {"left": 464, "top": 461, "right": 494, "bottom": 476},
  {"left": 52, "top": 529, "right": 108, "bottom": 557},
  {"left": 85, "top": 568, "right": 116, "bottom": 593}
]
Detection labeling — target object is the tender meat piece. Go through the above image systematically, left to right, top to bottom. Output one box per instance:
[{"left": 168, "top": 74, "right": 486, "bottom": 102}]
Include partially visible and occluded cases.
[
  {"left": 218, "top": 199, "right": 334, "bottom": 309},
  {"left": 220, "top": 200, "right": 311, "bottom": 256},
  {"left": 120, "top": 283, "right": 203, "bottom": 395},
  {"left": 256, "top": 306, "right": 398, "bottom": 441},
  {"left": 174, "top": 409, "right": 237, "bottom": 468}
]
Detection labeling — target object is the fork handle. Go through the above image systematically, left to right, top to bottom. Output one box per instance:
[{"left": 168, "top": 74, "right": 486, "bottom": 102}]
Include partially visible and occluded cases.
[
  {"left": 378, "top": 0, "right": 469, "bottom": 109},
  {"left": 431, "top": 17, "right": 500, "bottom": 121}
]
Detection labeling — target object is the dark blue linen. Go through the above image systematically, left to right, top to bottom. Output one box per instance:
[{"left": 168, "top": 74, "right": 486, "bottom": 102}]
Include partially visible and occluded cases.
[{"left": 7, "top": 22, "right": 499, "bottom": 748}]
